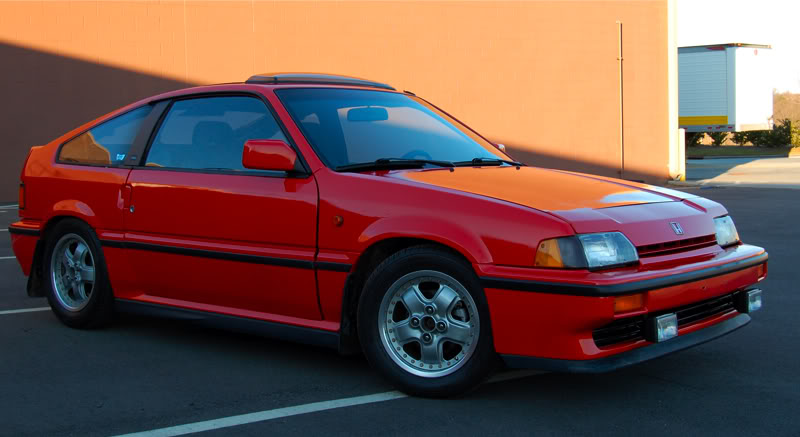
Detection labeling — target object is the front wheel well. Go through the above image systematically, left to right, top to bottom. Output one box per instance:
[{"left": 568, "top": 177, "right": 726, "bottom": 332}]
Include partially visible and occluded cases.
[{"left": 338, "top": 237, "right": 474, "bottom": 355}]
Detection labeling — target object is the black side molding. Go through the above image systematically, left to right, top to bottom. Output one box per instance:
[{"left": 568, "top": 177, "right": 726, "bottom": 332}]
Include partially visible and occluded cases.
[
  {"left": 7, "top": 226, "right": 40, "bottom": 237},
  {"left": 99, "top": 239, "right": 352, "bottom": 272},
  {"left": 481, "top": 252, "right": 768, "bottom": 297},
  {"left": 315, "top": 261, "right": 353, "bottom": 273},
  {"left": 114, "top": 299, "right": 340, "bottom": 349},
  {"left": 501, "top": 313, "right": 751, "bottom": 373}
]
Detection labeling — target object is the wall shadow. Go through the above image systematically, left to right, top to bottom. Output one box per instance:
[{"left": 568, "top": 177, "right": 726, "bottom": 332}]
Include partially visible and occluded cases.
[
  {"left": 1, "top": 41, "right": 670, "bottom": 203},
  {"left": 0, "top": 42, "right": 192, "bottom": 202},
  {"left": 495, "top": 140, "right": 666, "bottom": 185}
]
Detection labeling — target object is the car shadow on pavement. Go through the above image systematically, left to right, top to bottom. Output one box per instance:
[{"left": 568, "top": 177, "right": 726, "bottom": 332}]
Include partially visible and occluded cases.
[{"left": 110, "top": 311, "right": 370, "bottom": 365}]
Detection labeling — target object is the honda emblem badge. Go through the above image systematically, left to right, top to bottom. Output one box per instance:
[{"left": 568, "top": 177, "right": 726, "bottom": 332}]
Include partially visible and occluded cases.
[{"left": 670, "top": 222, "right": 684, "bottom": 235}]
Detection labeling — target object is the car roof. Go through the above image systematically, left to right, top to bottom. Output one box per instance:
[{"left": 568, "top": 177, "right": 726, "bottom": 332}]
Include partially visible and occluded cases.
[
  {"left": 142, "top": 73, "right": 398, "bottom": 105},
  {"left": 246, "top": 73, "right": 395, "bottom": 90}
]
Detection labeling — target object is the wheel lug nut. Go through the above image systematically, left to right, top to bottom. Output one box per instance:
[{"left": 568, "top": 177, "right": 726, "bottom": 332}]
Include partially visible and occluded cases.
[
  {"left": 425, "top": 306, "right": 435, "bottom": 315},
  {"left": 410, "top": 317, "right": 420, "bottom": 328},
  {"left": 436, "top": 321, "right": 446, "bottom": 331},
  {"left": 422, "top": 333, "right": 432, "bottom": 343}
]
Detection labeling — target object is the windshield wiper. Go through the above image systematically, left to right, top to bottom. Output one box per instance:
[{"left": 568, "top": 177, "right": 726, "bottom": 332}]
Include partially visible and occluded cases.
[
  {"left": 453, "top": 157, "right": 525, "bottom": 167},
  {"left": 336, "top": 158, "right": 455, "bottom": 172}
]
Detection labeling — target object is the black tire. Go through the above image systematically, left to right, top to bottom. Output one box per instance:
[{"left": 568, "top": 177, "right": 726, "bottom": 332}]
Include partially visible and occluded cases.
[
  {"left": 42, "top": 218, "right": 114, "bottom": 328},
  {"left": 357, "top": 245, "right": 498, "bottom": 397}
]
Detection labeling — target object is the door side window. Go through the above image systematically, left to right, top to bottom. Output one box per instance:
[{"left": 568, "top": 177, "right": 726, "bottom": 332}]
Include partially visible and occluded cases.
[
  {"left": 145, "top": 96, "right": 287, "bottom": 171},
  {"left": 59, "top": 105, "right": 153, "bottom": 166}
]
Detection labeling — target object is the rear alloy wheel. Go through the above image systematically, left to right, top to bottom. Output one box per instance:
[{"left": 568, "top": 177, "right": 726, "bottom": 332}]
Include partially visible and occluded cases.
[
  {"left": 43, "top": 219, "right": 114, "bottom": 328},
  {"left": 50, "top": 233, "right": 96, "bottom": 312},
  {"left": 358, "top": 246, "right": 497, "bottom": 397}
]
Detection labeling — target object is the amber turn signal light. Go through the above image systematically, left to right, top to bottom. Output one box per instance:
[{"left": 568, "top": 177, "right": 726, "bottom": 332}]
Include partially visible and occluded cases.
[
  {"left": 534, "top": 237, "right": 589, "bottom": 269},
  {"left": 534, "top": 238, "right": 564, "bottom": 267},
  {"left": 614, "top": 294, "right": 644, "bottom": 313}
]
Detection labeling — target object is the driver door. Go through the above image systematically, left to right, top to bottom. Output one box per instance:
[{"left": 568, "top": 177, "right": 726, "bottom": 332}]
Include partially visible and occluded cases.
[{"left": 122, "top": 95, "right": 321, "bottom": 320}]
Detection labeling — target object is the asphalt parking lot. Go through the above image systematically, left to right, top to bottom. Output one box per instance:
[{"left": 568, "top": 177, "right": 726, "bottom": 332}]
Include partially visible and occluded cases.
[
  {"left": 687, "top": 156, "right": 800, "bottom": 188},
  {"left": 1, "top": 187, "right": 798, "bottom": 437}
]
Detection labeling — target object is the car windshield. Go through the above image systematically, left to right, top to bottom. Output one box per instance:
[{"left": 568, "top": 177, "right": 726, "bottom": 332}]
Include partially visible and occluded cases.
[{"left": 275, "top": 88, "right": 507, "bottom": 170}]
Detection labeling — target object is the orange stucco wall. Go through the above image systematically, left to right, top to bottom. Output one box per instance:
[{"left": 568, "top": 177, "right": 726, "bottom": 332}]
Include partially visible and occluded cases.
[{"left": 0, "top": 1, "right": 673, "bottom": 202}]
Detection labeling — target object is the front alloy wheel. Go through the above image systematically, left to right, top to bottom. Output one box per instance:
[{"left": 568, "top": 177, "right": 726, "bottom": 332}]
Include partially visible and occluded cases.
[
  {"left": 358, "top": 246, "right": 497, "bottom": 397},
  {"left": 378, "top": 270, "right": 479, "bottom": 378}
]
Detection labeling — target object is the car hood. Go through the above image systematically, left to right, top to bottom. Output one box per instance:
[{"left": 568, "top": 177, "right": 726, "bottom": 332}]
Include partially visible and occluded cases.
[
  {"left": 386, "top": 166, "right": 722, "bottom": 246},
  {"left": 388, "top": 166, "right": 686, "bottom": 212}
]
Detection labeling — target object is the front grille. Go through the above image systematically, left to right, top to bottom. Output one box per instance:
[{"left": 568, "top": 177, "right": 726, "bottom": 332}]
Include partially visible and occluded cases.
[
  {"left": 637, "top": 234, "right": 717, "bottom": 258},
  {"left": 592, "top": 291, "right": 740, "bottom": 348},
  {"left": 674, "top": 292, "right": 736, "bottom": 327},
  {"left": 592, "top": 316, "right": 646, "bottom": 348}
]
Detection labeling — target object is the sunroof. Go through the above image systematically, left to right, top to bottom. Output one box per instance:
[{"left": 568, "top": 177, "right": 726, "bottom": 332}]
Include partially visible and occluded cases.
[{"left": 245, "top": 73, "right": 395, "bottom": 91}]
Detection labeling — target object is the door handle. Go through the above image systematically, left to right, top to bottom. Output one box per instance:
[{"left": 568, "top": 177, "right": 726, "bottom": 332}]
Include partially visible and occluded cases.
[{"left": 122, "top": 183, "right": 133, "bottom": 213}]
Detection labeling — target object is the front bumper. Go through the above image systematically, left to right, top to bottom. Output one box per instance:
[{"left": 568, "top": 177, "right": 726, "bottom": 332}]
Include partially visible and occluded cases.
[
  {"left": 479, "top": 244, "right": 767, "bottom": 365},
  {"left": 501, "top": 313, "right": 750, "bottom": 372}
]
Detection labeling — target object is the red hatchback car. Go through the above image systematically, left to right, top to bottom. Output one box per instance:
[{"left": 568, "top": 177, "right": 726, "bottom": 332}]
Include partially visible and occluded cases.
[{"left": 10, "top": 74, "right": 767, "bottom": 396}]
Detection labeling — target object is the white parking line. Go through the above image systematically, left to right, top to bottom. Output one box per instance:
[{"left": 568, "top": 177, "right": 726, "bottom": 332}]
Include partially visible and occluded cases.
[
  {"left": 0, "top": 204, "right": 18, "bottom": 209},
  {"left": 0, "top": 229, "right": 8, "bottom": 231},
  {"left": 0, "top": 256, "right": 17, "bottom": 260},
  {"left": 0, "top": 307, "right": 50, "bottom": 315},
  {"left": 114, "top": 369, "right": 545, "bottom": 437},
  {"left": 113, "top": 391, "right": 408, "bottom": 437}
]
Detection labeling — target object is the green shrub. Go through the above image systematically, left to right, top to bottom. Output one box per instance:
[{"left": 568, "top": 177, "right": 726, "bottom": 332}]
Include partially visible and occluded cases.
[
  {"left": 777, "top": 118, "right": 800, "bottom": 147},
  {"left": 743, "top": 119, "right": 793, "bottom": 147},
  {"left": 768, "top": 119, "right": 792, "bottom": 147},
  {"left": 792, "top": 122, "right": 800, "bottom": 147},
  {"left": 746, "top": 130, "right": 768, "bottom": 146},
  {"left": 709, "top": 131, "right": 728, "bottom": 146},
  {"left": 731, "top": 131, "right": 750, "bottom": 146},
  {"left": 685, "top": 132, "right": 704, "bottom": 148}
]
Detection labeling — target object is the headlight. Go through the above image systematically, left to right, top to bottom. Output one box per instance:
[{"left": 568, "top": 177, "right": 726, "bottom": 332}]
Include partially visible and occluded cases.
[
  {"left": 714, "top": 215, "right": 740, "bottom": 247},
  {"left": 535, "top": 232, "right": 639, "bottom": 270}
]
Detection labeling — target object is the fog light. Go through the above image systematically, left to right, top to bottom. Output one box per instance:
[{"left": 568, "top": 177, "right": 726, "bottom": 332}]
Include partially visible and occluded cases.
[
  {"left": 736, "top": 289, "right": 762, "bottom": 313},
  {"left": 747, "top": 290, "right": 763, "bottom": 312},
  {"left": 648, "top": 313, "right": 678, "bottom": 343}
]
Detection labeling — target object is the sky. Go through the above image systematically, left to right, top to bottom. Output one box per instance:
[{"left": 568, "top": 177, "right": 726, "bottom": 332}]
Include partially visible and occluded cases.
[{"left": 677, "top": 0, "right": 800, "bottom": 93}]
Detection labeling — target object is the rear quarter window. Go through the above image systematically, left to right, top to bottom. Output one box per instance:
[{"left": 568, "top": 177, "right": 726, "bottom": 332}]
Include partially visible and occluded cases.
[{"left": 58, "top": 105, "right": 152, "bottom": 166}]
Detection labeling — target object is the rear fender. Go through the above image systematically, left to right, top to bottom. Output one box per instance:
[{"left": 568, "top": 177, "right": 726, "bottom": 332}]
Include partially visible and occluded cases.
[
  {"left": 48, "top": 200, "right": 100, "bottom": 229},
  {"left": 27, "top": 202, "right": 100, "bottom": 296}
]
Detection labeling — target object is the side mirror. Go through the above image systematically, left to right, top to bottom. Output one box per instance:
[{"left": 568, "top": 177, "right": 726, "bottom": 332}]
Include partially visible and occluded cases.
[{"left": 242, "top": 139, "right": 298, "bottom": 172}]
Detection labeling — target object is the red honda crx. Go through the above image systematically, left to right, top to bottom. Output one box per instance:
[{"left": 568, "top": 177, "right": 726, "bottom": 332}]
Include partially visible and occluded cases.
[{"left": 9, "top": 73, "right": 767, "bottom": 396}]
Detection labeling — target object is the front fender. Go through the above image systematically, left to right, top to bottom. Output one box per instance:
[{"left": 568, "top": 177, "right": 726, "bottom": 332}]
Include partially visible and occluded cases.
[{"left": 358, "top": 215, "right": 491, "bottom": 264}]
